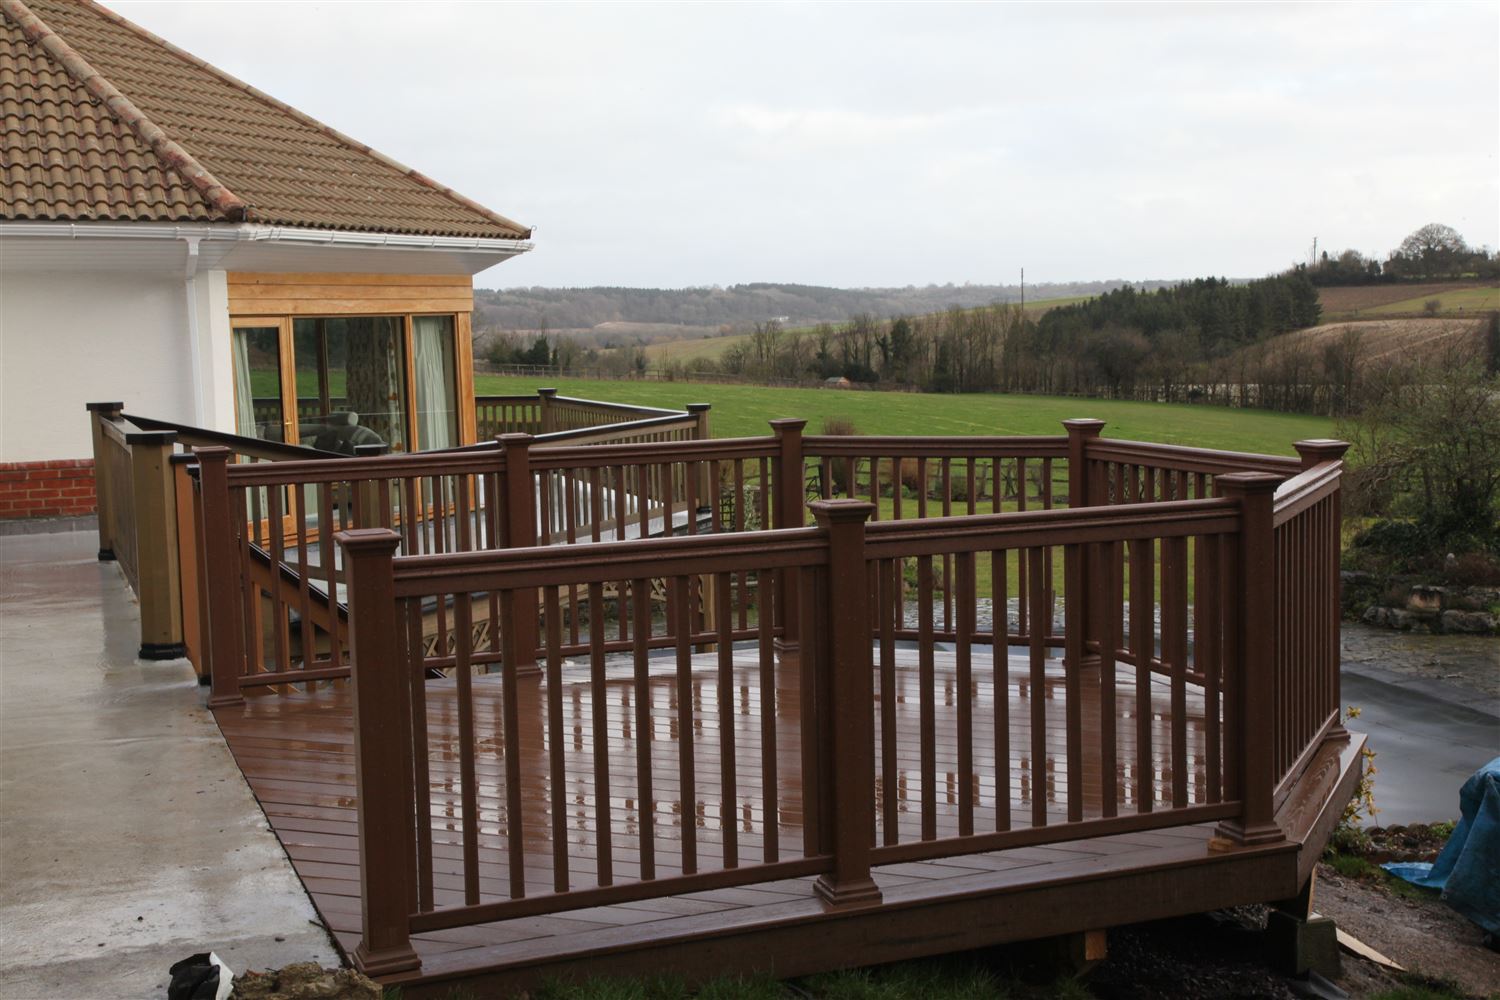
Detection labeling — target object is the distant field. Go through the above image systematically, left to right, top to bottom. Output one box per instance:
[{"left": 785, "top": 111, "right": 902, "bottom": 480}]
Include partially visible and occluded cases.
[
  {"left": 1318, "top": 281, "right": 1498, "bottom": 318},
  {"left": 1364, "top": 285, "right": 1498, "bottom": 316},
  {"left": 642, "top": 295, "right": 1092, "bottom": 365},
  {"left": 1234, "top": 317, "right": 1485, "bottom": 369},
  {"left": 473, "top": 375, "right": 1331, "bottom": 455}
]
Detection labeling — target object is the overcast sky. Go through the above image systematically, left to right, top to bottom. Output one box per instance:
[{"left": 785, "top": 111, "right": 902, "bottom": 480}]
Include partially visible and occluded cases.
[{"left": 112, "top": 1, "right": 1499, "bottom": 290}]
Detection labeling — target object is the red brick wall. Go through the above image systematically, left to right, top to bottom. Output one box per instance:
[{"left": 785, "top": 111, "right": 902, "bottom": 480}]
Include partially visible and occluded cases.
[{"left": 0, "top": 460, "right": 96, "bottom": 519}]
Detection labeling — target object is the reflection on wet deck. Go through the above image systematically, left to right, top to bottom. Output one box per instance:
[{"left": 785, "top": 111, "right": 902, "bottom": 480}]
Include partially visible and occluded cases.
[{"left": 217, "top": 646, "right": 1218, "bottom": 972}]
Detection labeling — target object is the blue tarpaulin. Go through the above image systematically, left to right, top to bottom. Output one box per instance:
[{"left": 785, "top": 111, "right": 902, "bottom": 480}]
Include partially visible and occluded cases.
[{"left": 1383, "top": 757, "right": 1500, "bottom": 934}]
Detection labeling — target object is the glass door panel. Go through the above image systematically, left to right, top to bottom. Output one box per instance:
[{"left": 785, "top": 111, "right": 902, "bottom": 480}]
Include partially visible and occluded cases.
[
  {"left": 412, "top": 315, "right": 458, "bottom": 451},
  {"left": 291, "top": 317, "right": 408, "bottom": 453},
  {"left": 232, "top": 323, "right": 286, "bottom": 443}
]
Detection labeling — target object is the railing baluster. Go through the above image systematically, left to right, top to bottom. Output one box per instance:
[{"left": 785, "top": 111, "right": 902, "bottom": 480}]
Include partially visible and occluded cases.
[
  {"left": 1130, "top": 532, "right": 1153, "bottom": 813},
  {"left": 1165, "top": 534, "right": 1189, "bottom": 808},
  {"left": 1099, "top": 539, "right": 1120, "bottom": 818},
  {"left": 1063, "top": 541, "right": 1083, "bottom": 823},
  {"left": 1027, "top": 546, "right": 1048, "bottom": 828},
  {"left": 956, "top": 550, "right": 975, "bottom": 837},
  {"left": 918, "top": 552, "right": 937, "bottom": 841},
  {"left": 879, "top": 557, "right": 898, "bottom": 845},
  {"left": 718, "top": 569, "right": 739, "bottom": 869},
  {"left": 756, "top": 570, "right": 778, "bottom": 864},
  {"left": 631, "top": 576, "right": 656, "bottom": 881},
  {"left": 672, "top": 578, "right": 697, "bottom": 875},
  {"left": 588, "top": 580, "right": 614, "bottom": 886},
  {"left": 544, "top": 586, "right": 569, "bottom": 893},
  {"left": 453, "top": 592, "right": 480, "bottom": 905},
  {"left": 407, "top": 599, "right": 433, "bottom": 913}
]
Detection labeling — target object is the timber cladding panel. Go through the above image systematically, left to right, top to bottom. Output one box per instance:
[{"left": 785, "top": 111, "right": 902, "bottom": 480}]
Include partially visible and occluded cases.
[{"left": 226, "top": 273, "right": 473, "bottom": 317}]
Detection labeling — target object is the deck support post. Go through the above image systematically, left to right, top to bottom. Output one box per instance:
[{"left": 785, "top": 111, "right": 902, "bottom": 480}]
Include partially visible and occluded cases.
[
  {"left": 86, "top": 402, "right": 124, "bottom": 560},
  {"left": 687, "top": 402, "right": 714, "bottom": 508},
  {"left": 771, "top": 419, "right": 807, "bottom": 663},
  {"left": 1063, "top": 419, "right": 1107, "bottom": 672},
  {"left": 129, "top": 428, "right": 186, "bottom": 660},
  {"left": 499, "top": 433, "right": 541, "bottom": 677},
  {"left": 353, "top": 443, "right": 389, "bottom": 529},
  {"left": 198, "top": 448, "right": 245, "bottom": 708},
  {"left": 1213, "top": 471, "right": 1285, "bottom": 847},
  {"left": 810, "top": 499, "right": 882, "bottom": 909},
  {"left": 339, "top": 527, "right": 422, "bottom": 977}
]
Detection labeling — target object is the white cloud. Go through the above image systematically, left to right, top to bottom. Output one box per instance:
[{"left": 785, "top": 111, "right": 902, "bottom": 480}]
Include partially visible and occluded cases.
[{"left": 108, "top": 0, "right": 1500, "bottom": 288}]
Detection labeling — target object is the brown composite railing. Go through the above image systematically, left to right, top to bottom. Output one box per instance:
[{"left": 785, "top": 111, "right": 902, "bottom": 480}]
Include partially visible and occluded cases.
[
  {"left": 90, "top": 392, "right": 1350, "bottom": 976},
  {"left": 329, "top": 425, "right": 1350, "bottom": 974}
]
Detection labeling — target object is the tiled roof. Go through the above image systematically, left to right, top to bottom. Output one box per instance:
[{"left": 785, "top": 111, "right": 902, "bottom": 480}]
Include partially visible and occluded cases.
[{"left": 0, "top": 0, "right": 531, "bottom": 239}]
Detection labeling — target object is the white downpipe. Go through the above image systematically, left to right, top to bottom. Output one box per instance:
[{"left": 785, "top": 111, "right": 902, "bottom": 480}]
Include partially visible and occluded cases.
[{"left": 182, "top": 236, "right": 206, "bottom": 426}]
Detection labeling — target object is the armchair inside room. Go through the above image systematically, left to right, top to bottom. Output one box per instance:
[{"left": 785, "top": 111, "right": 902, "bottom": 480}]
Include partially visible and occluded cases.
[{"left": 299, "top": 411, "right": 384, "bottom": 455}]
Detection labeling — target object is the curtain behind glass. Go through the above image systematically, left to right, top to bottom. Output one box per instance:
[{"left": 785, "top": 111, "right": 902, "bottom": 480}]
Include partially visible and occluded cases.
[
  {"left": 412, "top": 316, "right": 457, "bottom": 450},
  {"left": 232, "top": 331, "right": 253, "bottom": 436}
]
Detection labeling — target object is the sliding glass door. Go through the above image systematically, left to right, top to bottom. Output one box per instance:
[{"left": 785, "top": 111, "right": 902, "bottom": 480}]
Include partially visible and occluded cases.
[
  {"left": 412, "top": 316, "right": 458, "bottom": 451},
  {"left": 291, "top": 317, "right": 408, "bottom": 453}
]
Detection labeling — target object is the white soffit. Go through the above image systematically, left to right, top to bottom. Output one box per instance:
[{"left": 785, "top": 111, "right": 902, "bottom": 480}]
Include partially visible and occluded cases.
[{"left": 0, "top": 223, "right": 531, "bottom": 275}]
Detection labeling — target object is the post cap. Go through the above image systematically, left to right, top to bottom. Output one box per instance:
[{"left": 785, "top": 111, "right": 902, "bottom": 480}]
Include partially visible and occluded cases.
[
  {"left": 537, "top": 387, "right": 559, "bottom": 397},
  {"left": 85, "top": 401, "right": 124, "bottom": 413},
  {"left": 686, "top": 403, "right": 712, "bottom": 413},
  {"left": 769, "top": 417, "right": 808, "bottom": 434},
  {"left": 1061, "top": 418, "right": 1107, "bottom": 436},
  {"left": 496, "top": 432, "right": 534, "bottom": 446},
  {"left": 1294, "top": 439, "right": 1351, "bottom": 468},
  {"left": 353, "top": 442, "right": 389, "bottom": 457},
  {"left": 192, "top": 445, "right": 231, "bottom": 462},
  {"left": 1215, "top": 470, "right": 1284, "bottom": 495},
  {"left": 808, "top": 498, "right": 876, "bottom": 524},
  {"left": 334, "top": 527, "right": 402, "bottom": 554}
]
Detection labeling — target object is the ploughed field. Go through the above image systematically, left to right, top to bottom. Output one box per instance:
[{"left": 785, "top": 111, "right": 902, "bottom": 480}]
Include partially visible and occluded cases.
[
  {"left": 1318, "top": 281, "right": 1499, "bottom": 317},
  {"left": 472, "top": 375, "right": 1332, "bottom": 455}
]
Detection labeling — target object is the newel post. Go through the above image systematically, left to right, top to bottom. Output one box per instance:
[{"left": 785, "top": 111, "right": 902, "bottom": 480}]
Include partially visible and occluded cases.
[
  {"left": 538, "top": 387, "right": 559, "bottom": 434},
  {"left": 86, "top": 401, "right": 124, "bottom": 560},
  {"left": 687, "top": 403, "right": 713, "bottom": 504},
  {"left": 771, "top": 418, "right": 807, "bottom": 658},
  {"left": 1063, "top": 419, "right": 1107, "bottom": 669},
  {"left": 129, "top": 428, "right": 185, "bottom": 659},
  {"left": 499, "top": 433, "right": 541, "bottom": 676},
  {"left": 1293, "top": 439, "right": 1350, "bottom": 472},
  {"left": 352, "top": 442, "right": 390, "bottom": 529},
  {"left": 197, "top": 448, "right": 245, "bottom": 708},
  {"left": 1214, "top": 471, "right": 1285, "bottom": 847},
  {"left": 809, "top": 499, "right": 882, "bottom": 908},
  {"left": 338, "top": 528, "right": 420, "bottom": 976}
]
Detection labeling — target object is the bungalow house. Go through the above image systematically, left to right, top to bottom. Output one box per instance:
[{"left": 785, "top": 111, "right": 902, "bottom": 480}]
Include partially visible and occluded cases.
[{"left": 0, "top": 0, "right": 532, "bottom": 521}]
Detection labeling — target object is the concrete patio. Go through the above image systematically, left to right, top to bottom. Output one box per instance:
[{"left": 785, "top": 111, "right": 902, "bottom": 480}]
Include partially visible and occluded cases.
[{"left": 0, "top": 528, "right": 334, "bottom": 999}]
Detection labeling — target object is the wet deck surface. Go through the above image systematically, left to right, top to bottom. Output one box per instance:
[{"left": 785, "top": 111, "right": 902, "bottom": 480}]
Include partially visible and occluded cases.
[{"left": 214, "top": 647, "right": 1236, "bottom": 981}]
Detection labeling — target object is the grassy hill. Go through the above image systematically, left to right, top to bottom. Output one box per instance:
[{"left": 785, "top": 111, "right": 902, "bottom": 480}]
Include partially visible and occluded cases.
[
  {"left": 1318, "top": 281, "right": 1498, "bottom": 320},
  {"left": 640, "top": 295, "right": 1094, "bottom": 366},
  {"left": 473, "top": 375, "right": 1332, "bottom": 455}
]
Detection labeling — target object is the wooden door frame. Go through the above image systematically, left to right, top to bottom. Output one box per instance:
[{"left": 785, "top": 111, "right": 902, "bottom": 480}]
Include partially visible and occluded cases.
[{"left": 230, "top": 316, "right": 296, "bottom": 443}]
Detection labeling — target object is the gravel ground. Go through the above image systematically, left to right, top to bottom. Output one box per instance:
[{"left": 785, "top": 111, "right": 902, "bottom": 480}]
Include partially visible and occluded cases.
[{"left": 1341, "top": 622, "right": 1500, "bottom": 700}]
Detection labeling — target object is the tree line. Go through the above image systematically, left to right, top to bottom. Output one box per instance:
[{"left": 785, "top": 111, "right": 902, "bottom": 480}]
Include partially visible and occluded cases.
[{"left": 1300, "top": 222, "right": 1500, "bottom": 286}]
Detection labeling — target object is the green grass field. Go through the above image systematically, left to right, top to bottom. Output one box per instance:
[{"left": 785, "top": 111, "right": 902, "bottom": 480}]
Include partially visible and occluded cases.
[
  {"left": 1366, "top": 285, "right": 1499, "bottom": 316},
  {"left": 472, "top": 375, "right": 1332, "bottom": 455}
]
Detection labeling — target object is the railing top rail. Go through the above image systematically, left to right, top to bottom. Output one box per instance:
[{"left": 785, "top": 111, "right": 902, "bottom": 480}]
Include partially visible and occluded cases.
[
  {"left": 472, "top": 394, "right": 548, "bottom": 404},
  {"left": 549, "top": 394, "right": 683, "bottom": 418},
  {"left": 534, "top": 411, "right": 697, "bottom": 443},
  {"left": 125, "top": 413, "right": 343, "bottom": 462},
  {"left": 528, "top": 434, "right": 777, "bottom": 470},
  {"left": 804, "top": 434, "right": 1068, "bottom": 459},
  {"left": 1086, "top": 438, "right": 1301, "bottom": 476},
  {"left": 222, "top": 446, "right": 503, "bottom": 487},
  {"left": 1273, "top": 461, "right": 1343, "bottom": 526},
  {"left": 863, "top": 496, "right": 1242, "bottom": 558},
  {"left": 383, "top": 524, "right": 828, "bottom": 596}
]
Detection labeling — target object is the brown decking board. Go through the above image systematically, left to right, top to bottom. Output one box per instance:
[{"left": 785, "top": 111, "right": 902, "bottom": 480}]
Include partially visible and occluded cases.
[{"left": 213, "top": 647, "right": 1328, "bottom": 994}]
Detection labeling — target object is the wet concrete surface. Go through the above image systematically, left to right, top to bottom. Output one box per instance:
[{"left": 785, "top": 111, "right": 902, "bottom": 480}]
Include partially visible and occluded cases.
[
  {"left": 0, "top": 531, "right": 335, "bottom": 1000},
  {"left": 1340, "top": 624, "right": 1499, "bottom": 825}
]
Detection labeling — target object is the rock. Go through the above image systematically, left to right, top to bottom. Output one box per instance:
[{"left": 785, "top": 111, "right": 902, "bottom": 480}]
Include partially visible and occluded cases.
[{"left": 1440, "top": 610, "right": 1497, "bottom": 635}]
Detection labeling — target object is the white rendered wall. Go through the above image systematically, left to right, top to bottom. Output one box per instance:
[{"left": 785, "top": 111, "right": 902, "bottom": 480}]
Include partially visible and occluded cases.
[{"left": 0, "top": 270, "right": 200, "bottom": 462}]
